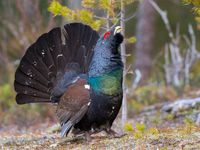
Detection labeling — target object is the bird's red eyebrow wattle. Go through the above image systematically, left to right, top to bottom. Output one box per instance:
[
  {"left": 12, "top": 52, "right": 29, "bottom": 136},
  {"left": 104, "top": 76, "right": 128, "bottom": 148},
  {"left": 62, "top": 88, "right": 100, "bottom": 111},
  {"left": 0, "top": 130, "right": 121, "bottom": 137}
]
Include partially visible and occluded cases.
[{"left": 103, "top": 31, "right": 110, "bottom": 39}]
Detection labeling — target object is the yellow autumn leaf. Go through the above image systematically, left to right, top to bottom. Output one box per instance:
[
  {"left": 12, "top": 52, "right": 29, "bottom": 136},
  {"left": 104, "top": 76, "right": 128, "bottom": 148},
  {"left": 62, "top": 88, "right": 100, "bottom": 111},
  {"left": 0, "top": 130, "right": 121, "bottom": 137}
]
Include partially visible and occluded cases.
[
  {"left": 48, "top": 0, "right": 62, "bottom": 16},
  {"left": 82, "top": 0, "right": 97, "bottom": 8},
  {"left": 127, "top": 36, "right": 137, "bottom": 43}
]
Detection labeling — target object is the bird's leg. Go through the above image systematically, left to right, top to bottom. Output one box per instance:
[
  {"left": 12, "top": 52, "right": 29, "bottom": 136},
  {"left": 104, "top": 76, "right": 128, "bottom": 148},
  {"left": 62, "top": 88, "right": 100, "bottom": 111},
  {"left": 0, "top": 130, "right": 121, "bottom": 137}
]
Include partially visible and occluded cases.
[
  {"left": 72, "top": 128, "right": 92, "bottom": 142},
  {"left": 105, "top": 128, "right": 126, "bottom": 138},
  {"left": 84, "top": 131, "right": 92, "bottom": 142}
]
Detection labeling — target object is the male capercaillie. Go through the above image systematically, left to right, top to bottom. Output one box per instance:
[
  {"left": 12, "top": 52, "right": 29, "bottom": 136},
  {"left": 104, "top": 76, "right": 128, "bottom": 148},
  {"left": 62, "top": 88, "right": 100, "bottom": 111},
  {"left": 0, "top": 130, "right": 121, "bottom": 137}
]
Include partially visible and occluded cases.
[{"left": 14, "top": 23, "right": 124, "bottom": 141}]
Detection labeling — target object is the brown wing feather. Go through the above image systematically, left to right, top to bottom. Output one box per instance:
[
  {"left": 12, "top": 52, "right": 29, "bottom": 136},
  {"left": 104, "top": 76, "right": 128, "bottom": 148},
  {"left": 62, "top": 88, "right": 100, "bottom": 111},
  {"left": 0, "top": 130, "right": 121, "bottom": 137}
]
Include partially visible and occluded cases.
[{"left": 56, "top": 78, "right": 90, "bottom": 137}]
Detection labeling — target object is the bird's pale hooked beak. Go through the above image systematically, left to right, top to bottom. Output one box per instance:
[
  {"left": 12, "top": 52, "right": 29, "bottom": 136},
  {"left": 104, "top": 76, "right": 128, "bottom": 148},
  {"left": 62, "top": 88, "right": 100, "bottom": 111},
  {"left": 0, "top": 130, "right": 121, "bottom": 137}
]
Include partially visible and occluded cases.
[{"left": 114, "top": 26, "right": 122, "bottom": 35}]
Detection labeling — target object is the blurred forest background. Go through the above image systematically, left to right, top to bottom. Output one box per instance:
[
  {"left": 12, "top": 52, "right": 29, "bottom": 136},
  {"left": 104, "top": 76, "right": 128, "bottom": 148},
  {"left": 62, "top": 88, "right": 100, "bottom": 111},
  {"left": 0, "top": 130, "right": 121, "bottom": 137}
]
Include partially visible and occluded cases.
[{"left": 0, "top": 0, "right": 200, "bottom": 128}]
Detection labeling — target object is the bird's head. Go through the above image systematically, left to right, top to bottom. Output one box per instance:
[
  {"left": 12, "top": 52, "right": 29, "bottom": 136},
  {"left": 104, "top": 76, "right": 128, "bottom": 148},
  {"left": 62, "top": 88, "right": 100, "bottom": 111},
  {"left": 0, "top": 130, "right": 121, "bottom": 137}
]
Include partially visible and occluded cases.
[
  {"left": 89, "top": 26, "right": 124, "bottom": 76},
  {"left": 101, "top": 26, "right": 124, "bottom": 54},
  {"left": 103, "top": 26, "right": 123, "bottom": 42},
  {"left": 103, "top": 26, "right": 123, "bottom": 39}
]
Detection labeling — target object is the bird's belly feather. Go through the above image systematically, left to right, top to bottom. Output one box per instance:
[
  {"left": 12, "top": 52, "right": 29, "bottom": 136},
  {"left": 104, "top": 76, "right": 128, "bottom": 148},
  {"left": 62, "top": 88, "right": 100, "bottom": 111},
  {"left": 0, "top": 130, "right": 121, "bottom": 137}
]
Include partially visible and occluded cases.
[
  {"left": 74, "top": 68, "right": 123, "bottom": 131},
  {"left": 74, "top": 92, "right": 122, "bottom": 131}
]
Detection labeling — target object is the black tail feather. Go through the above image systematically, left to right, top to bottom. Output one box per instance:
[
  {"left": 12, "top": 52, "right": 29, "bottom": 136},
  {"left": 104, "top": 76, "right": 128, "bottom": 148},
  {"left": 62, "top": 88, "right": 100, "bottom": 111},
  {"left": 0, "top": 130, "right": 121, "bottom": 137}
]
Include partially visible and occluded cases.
[
  {"left": 14, "top": 23, "right": 99, "bottom": 104},
  {"left": 63, "top": 23, "right": 99, "bottom": 72},
  {"left": 46, "top": 28, "right": 63, "bottom": 72},
  {"left": 35, "top": 34, "right": 57, "bottom": 80},
  {"left": 21, "top": 44, "right": 50, "bottom": 81},
  {"left": 17, "top": 59, "right": 50, "bottom": 87},
  {"left": 15, "top": 69, "right": 49, "bottom": 93},
  {"left": 15, "top": 82, "right": 50, "bottom": 98},
  {"left": 16, "top": 94, "right": 50, "bottom": 104}
]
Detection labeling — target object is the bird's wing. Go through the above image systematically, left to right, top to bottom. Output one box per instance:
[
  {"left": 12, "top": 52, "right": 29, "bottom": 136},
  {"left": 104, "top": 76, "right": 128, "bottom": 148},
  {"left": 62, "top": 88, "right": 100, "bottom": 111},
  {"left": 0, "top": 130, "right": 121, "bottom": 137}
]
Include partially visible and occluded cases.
[{"left": 56, "top": 77, "right": 90, "bottom": 137}]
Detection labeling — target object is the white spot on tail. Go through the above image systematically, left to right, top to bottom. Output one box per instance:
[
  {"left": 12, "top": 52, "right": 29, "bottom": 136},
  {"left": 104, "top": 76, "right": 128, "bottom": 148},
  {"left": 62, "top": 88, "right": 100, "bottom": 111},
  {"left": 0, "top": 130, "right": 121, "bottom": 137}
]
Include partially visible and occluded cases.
[
  {"left": 41, "top": 49, "right": 45, "bottom": 57},
  {"left": 57, "top": 54, "right": 63, "bottom": 58},
  {"left": 33, "top": 61, "right": 37, "bottom": 66}
]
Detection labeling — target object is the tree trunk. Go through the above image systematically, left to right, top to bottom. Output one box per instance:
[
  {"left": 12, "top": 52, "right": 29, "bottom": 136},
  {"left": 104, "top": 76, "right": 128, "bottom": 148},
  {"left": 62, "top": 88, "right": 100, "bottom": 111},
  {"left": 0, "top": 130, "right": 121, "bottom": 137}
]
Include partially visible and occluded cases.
[
  {"left": 68, "top": 0, "right": 81, "bottom": 9},
  {"left": 120, "top": 0, "right": 127, "bottom": 129},
  {"left": 134, "top": 0, "right": 155, "bottom": 85}
]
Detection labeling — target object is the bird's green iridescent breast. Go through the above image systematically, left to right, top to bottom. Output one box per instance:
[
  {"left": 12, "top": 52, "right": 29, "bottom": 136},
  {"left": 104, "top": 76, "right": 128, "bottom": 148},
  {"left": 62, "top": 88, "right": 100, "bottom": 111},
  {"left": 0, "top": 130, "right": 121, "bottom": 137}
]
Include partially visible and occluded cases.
[{"left": 89, "top": 68, "right": 123, "bottom": 95}]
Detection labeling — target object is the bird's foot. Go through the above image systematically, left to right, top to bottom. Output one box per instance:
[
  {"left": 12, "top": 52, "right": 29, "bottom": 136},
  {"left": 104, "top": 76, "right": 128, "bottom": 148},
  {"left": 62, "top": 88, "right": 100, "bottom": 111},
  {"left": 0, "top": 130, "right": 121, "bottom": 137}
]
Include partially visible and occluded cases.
[
  {"left": 105, "top": 129, "right": 126, "bottom": 139},
  {"left": 72, "top": 131, "right": 92, "bottom": 142},
  {"left": 84, "top": 131, "right": 92, "bottom": 142},
  {"left": 53, "top": 134, "right": 85, "bottom": 146},
  {"left": 50, "top": 137, "right": 71, "bottom": 147}
]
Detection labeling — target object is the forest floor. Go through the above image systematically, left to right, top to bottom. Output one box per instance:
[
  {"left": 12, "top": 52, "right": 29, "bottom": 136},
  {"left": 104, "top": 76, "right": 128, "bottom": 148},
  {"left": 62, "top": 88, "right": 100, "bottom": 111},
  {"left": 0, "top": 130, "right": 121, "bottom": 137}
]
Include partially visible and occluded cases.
[{"left": 0, "top": 100, "right": 200, "bottom": 150}]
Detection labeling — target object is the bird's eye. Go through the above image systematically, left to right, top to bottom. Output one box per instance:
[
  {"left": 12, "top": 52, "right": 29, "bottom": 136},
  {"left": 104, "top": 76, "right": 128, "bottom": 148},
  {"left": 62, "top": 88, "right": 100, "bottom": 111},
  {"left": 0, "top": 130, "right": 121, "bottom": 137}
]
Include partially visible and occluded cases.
[{"left": 103, "top": 31, "right": 110, "bottom": 39}]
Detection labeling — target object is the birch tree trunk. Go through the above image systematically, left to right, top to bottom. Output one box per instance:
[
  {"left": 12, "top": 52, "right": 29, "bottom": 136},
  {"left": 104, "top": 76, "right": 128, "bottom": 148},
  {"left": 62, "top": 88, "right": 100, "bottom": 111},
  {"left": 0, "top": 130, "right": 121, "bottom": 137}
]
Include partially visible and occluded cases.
[
  {"left": 68, "top": 0, "right": 81, "bottom": 9},
  {"left": 121, "top": 0, "right": 127, "bottom": 129},
  {"left": 134, "top": 0, "right": 155, "bottom": 85}
]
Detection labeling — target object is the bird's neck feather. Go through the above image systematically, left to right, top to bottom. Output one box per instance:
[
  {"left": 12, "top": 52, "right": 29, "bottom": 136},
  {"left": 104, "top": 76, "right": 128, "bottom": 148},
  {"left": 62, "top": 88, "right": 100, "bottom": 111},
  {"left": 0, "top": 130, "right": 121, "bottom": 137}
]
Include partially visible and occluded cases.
[{"left": 88, "top": 40, "right": 123, "bottom": 77}]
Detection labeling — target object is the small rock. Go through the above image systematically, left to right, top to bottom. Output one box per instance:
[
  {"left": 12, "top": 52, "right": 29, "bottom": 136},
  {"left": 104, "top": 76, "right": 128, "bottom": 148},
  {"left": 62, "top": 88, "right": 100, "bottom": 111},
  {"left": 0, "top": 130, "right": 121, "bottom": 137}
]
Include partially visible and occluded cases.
[
  {"left": 196, "top": 113, "right": 200, "bottom": 125},
  {"left": 50, "top": 143, "right": 58, "bottom": 148}
]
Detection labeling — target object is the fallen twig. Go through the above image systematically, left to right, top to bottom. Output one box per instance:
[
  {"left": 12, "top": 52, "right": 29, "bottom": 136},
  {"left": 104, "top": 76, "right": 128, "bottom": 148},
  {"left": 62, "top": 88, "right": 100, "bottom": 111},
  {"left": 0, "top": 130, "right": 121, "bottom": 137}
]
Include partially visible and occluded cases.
[{"left": 161, "top": 98, "right": 200, "bottom": 113}]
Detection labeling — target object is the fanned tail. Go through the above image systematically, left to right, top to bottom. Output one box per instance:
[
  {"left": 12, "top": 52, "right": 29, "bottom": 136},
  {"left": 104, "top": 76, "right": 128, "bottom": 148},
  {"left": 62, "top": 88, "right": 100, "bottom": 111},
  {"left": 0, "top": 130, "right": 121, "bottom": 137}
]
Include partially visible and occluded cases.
[{"left": 14, "top": 23, "right": 99, "bottom": 104}]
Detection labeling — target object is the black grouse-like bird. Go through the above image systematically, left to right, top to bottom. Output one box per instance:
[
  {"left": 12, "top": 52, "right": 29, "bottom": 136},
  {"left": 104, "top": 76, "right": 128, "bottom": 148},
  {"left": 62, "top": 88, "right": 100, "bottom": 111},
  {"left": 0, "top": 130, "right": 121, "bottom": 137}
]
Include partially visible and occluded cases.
[{"left": 14, "top": 23, "right": 124, "bottom": 140}]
